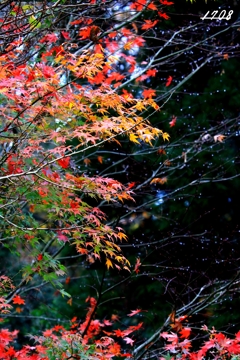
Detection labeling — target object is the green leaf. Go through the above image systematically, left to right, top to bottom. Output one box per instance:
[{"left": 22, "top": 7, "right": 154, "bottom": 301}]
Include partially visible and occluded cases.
[
  {"left": 22, "top": 5, "right": 33, "bottom": 11},
  {"left": 29, "top": 15, "right": 41, "bottom": 29},
  {"left": 59, "top": 289, "right": 71, "bottom": 298}
]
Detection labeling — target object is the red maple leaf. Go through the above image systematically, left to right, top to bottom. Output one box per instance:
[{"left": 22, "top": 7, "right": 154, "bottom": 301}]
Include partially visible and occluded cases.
[
  {"left": 130, "top": 0, "right": 146, "bottom": 11},
  {"left": 160, "top": 0, "right": 174, "bottom": 5},
  {"left": 147, "top": 2, "right": 157, "bottom": 10},
  {"left": 158, "top": 11, "right": 170, "bottom": 20},
  {"left": 70, "top": 19, "right": 83, "bottom": 25},
  {"left": 142, "top": 19, "right": 159, "bottom": 30},
  {"left": 79, "top": 27, "right": 91, "bottom": 39},
  {"left": 121, "top": 28, "right": 133, "bottom": 37},
  {"left": 61, "top": 31, "right": 71, "bottom": 40},
  {"left": 39, "top": 33, "right": 58, "bottom": 43},
  {"left": 133, "top": 36, "right": 145, "bottom": 47},
  {"left": 146, "top": 69, "right": 157, "bottom": 77},
  {"left": 89, "top": 71, "right": 105, "bottom": 84},
  {"left": 105, "top": 71, "right": 125, "bottom": 85},
  {"left": 166, "top": 75, "right": 173, "bottom": 86},
  {"left": 142, "top": 88, "right": 156, "bottom": 99},
  {"left": 122, "top": 89, "right": 134, "bottom": 99},
  {"left": 169, "top": 115, "right": 177, "bottom": 127},
  {"left": 57, "top": 157, "right": 70, "bottom": 169},
  {"left": 126, "top": 182, "right": 137, "bottom": 190},
  {"left": 57, "top": 231, "right": 69, "bottom": 242},
  {"left": 37, "top": 254, "right": 43, "bottom": 261},
  {"left": 134, "top": 257, "right": 141, "bottom": 273},
  {"left": 12, "top": 295, "right": 25, "bottom": 305},
  {"left": 128, "top": 309, "right": 143, "bottom": 317},
  {"left": 53, "top": 325, "right": 65, "bottom": 332},
  {"left": 179, "top": 327, "right": 191, "bottom": 339},
  {"left": 0, "top": 329, "right": 18, "bottom": 345},
  {"left": 43, "top": 329, "right": 52, "bottom": 337},
  {"left": 114, "top": 329, "right": 125, "bottom": 337},
  {"left": 235, "top": 330, "right": 240, "bottom": 342},
  {"left": 124, "top": 337, "right": 135, "bottom": 346},
  {"left": 227, "top": 342, "right": 240, "bottom": 354},
  {"left": 4, "top": 346, "right": 16, "bottom": 357}
]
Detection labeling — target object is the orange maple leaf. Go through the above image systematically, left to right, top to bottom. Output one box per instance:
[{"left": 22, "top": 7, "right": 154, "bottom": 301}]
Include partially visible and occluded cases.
[
  {"left": 132, "top": 22, "right": 138, "bottom": 33},
  {"left": 214, "top": 134, "right": 226, "bottom": 142},
  {"left": 157, "top": 148, "right": 166, "bottom": 155},
  {"left": 97, "top": 156, "right": 103, "bottom": 164},
  {"left": 84, "top": 158, "right": 91, "bottom": 166},
  {"left": 164, "top": 160, "right": 171, "bottom": 166},
  {"left": 150, "top": 177, "right": 167, "bottom": 185},
  {"left": 77, "top": 247, "right": 88, "bottom": 255},
  {"left": 106, "top": 258, "right": 113, "bottom": 270},
  {"left": 16, "top": 307, "right": 23, "bottom": 314},
  {"left": 111, "top": 314, "right": 120, "bottom": 322},
  {"left": 170, "top": 315, "right": 189, "bottom": 332}
]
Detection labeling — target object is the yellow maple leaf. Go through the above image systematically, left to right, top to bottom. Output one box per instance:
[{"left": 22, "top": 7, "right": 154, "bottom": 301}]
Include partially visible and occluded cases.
[
  {"left": 124, "top": 41, "right": 134, "bottom": 50},
  {"left": 135, "top": 102, "right": 146, "bottom": 111},
  {"left": 162, "top": 132, "right": 170, "bottom": 141},
  {"left": 129, "top": 133, "right": 140, "bottom": 144},
  {"left": 97, "top": 156, "right": 103, "bottom": 164},
  {"left": 117, "top": 232, "right": 128, "bottom": 242},
  {"left": 106, "top": 258, "right": 113, "bottom": 270}
]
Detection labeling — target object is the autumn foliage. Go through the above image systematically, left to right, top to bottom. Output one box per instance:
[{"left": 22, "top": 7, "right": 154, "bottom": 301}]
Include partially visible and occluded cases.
[
  {"left": 0, "top": 0, "right": 238, "bottom": 359},
  {"left": 0, "top": 0, "right": 172, "bottom": 357},
  {"left": 0, "top": 3, "right": 169, "bottom": 274},
  {"left": 0, "top": 293, "right": 143, "bottom": 359}
]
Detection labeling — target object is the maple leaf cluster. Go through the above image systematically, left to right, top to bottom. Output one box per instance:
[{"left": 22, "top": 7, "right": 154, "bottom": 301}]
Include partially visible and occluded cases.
[
  {"left": 0, "top": 0, "right": 175, "bottom": 357},
  {"left": 0, "top": 37, "right": 169, "bottom": 272},
  {"left": 0, "top": 295, "right": 143, "bottom": 359},
  {"left": 160, "top": 324, "right": 240, "bottom": 359}
]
